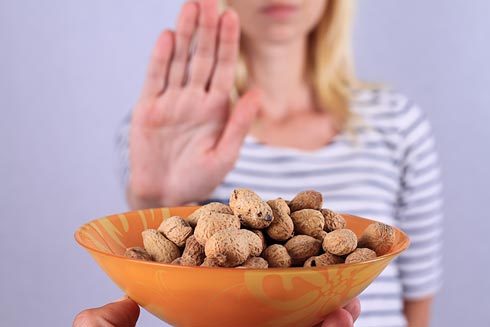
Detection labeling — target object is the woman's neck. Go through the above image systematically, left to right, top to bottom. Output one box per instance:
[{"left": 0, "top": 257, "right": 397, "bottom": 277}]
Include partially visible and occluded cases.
[{"left": 242, "top": 38, "right": 315, "bottom": 121}]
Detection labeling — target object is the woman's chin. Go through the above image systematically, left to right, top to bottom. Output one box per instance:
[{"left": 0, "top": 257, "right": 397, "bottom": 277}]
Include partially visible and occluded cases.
[{"left": 247, "top": 27, "right": 307, "bottom": 46}]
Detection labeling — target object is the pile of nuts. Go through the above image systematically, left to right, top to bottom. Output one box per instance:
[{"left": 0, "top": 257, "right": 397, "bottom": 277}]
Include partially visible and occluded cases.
[{"left": 124, "top": 189, "right": 396, "bottom": 268}]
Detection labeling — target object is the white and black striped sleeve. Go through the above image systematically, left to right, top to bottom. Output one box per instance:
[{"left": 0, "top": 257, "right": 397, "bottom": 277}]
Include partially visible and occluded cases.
[
  {"left": 396, "top": 102, "right": 444, "bottom": 300},
  {"left": 114, "top": 110, "right": 132, "bottom": 189}
]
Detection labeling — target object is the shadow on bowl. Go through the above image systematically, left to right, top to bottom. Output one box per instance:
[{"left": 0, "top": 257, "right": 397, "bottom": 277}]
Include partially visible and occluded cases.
[{"left": 75, "top": 206, "right": 409, "bottom": 327}]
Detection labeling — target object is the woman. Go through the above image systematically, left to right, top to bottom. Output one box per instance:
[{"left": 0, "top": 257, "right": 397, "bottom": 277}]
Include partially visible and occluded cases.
[{"left": 78, "top": 0, "right": 443, "bottom": 326}]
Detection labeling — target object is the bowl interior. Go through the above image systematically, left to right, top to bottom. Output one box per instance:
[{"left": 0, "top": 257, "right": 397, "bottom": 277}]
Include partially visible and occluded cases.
[{"left": 75, "top": 207, "right": 409, "bottom": 327}]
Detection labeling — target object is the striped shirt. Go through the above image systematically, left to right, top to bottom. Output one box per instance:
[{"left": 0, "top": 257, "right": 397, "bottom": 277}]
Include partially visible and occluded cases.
[{"left": 116, "top": 89, "right": 443, "bottom": 327}]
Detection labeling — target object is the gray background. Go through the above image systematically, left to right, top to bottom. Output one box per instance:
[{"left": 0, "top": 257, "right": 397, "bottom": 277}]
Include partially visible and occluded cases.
[{"left": 1, "top": 0, "right": 489, "bottom": 326}]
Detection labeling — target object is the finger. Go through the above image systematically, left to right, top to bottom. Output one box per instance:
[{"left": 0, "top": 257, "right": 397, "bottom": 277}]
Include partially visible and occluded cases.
[
  {"left": 188, "top": 0, "right": 219, "bottom": 89},
  {"left": 167, "top": 1, "right": 199, "bottom": 88},
  {"left": 209, "top": 9, "right": 240, "bottom": 93},
  {"left": 141, "top": 30, "right": 175, "bottom": 99},
  {"left": 215, "top": 89, "right": 261, "bottom": 166},
  {"left": 73, "top": 296, "right": 140, "bottom": 327},
  {"left": 343, "top": 297, "right": 361, "bottom": 322},
  {"left": 312, "top": 298, "right": 361, "bottom": 327},
  {"left": 320, "top": 308, "right": 353, "bottom": 327}
]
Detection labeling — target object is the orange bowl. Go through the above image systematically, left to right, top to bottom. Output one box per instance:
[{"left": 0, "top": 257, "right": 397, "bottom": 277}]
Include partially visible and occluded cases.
[{"left": 75, "top": 207, "right": 409, "bottom": 327}]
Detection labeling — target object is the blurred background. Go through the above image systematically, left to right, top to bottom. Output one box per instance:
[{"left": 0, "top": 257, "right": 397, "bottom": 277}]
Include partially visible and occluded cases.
[{"left": 1, "top": 0, "right": 489, "bottom": 326}]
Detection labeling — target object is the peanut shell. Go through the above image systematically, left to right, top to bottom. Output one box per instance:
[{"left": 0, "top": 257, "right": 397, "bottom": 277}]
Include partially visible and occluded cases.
[
  {"left": 229, "top": 188, "right": 273, "bottom": 229},
  {"left": 289, "top": 190, "right": 323, "bottom": 212},
  {"left": 266, "top": 198, "right": 294, "bottom": 241},
  {"left": 187, "top": 202, "right": 233, "bottom": 227},
  {"left": 290, "top": 209, "right": 325, "bottom": 238},
  {"left": 320, "top": 209, "right": 346, "bottom": 231},
  {"left": 194, "top": 212, "right": 240, "bottom": 246},
  {"left": 158, "top": 216, "right": 193, "bottom": 247},
  {"left": 358, "top": 222, "right": 395, "bottom": 256},
  {"left": 142, "top": 229, "right": 181, "bottom": 263},
  {"left": 205, "top": 229, "right": 250, "bottom": 267},
  {"left": 238, "top": 229, "right": 263, "bottom": 257},
  {"left": 251, "top": 229, "right": 267, "bottom": 255},
  {"left": 322, "top": 229, "right": 357, "bottom": 256},
  {"left": 313, "top": 230, "right": 328, "bottom": 242},
  {"left": 181, "top": 235, "right": 205, "bottom": 266},
  {"left": 285, "top": 235, "right": 322, "bottom": 266},
  {"left": 262, "top": 244, "right": 292, "bottom": 268},
  {"left": 124, "top": 247, "right": 152, "bottom": 261},
  {"left": 345, "top": 248, "right": 377, "bottom": 264},
  {"left": 303, "top": 252, "right": 344, "bottom": 267},
  {"left": 171, "top": 257, "right": 182, "bottom": 265},
  {"left": 200, "top": 257, "right": 222, "bottom": 267},
  {"left": 237, "top": 257, "right": 269, "bottom": 269}
]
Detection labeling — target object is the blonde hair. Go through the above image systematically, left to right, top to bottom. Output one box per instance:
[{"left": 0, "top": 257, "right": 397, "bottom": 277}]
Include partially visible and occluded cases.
[{"left": 221, "top": 0, "right": 360, "bottom": 129}]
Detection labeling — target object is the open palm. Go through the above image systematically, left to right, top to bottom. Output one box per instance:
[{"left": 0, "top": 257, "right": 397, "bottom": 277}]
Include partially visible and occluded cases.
[{"left": 129, "top": 0, "right": 260, "bottom": 207}]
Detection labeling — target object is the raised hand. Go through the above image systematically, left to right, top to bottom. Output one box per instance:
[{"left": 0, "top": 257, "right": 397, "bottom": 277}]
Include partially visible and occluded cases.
[{"left": 128, "top": 0, "right": 260, "bottom": 208}]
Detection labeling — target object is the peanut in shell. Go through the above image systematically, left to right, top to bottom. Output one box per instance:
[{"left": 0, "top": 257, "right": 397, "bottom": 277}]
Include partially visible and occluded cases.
[
  {"left": 229, "top": 188, "right": 273, "bottom": 229},
  {"left": 289, "top": 190, "right": 323, "bottom": 212},
  {"left": 266, "top": 198, "right": 294, "bottom": 241},
  {"left": 187, "top": 202, "right": 233, "bottom": 227},
  {"left": 290, "top": 209, "right": 325, "bottom": 238},
  {"left": 320, "top": 209, "right": 346, "bottom": 231},
  {"left": 194, "top": 212, "right": 240, "bottom": 246},
  {"left": 158, "top": 216, "right": 193, "bottom": 247},
  {"left": 358, "top": 222, "right": 395, "bottom": 256},
  {"left": 142, "top": 229, "right": 181, "bottom": 263},
  {"left": 204, "top": 229, "right": 250, "bottom": 267},
  {"left": 238, "top": 229, "right": 264, "bottom": 257},
  {"left": 251, "top": 229, "right": 267, "bottom": 255},
  {"left": 322, "top": 229, "right": 357, "bottom": 256},
  {"left": 313, "top": 230, "right": 328, "bottom": 242},
  {"left": 181, "top": 235, "right": 205, "bottom": 266},
  {"left": 285, "top": 235, "right": 322, "bottom": 266},
  {"left": 262, "top": 244, "right": 292, "bottom": 268},
  {"left": 124, "top": 247, "right": 152, "bottom": 261},
  {"left": 345, "top": 248, "right": 377, "bottom": 264},
  {"left": 303, "top": 252, "right": 344, "bottom": 267},
  {"left": 171, "top": 257, "right": 182, "bottom": 265},
  {"left": 200, "top": 257, "right": 222, "bottom": 267},
  {"left": 237, "top": 257, "right": 269, "bottom": 269}
]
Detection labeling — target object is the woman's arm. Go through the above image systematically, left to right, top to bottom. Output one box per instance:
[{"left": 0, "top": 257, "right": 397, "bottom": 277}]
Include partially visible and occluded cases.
[
  {"left": 391, "top": 96, "right": 443, "bottom": 327},
  {"left": 404, "top": 297, "right": 433, "bottom": 327}
]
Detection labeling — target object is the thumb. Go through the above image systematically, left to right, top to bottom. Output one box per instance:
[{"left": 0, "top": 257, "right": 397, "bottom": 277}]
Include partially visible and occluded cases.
[
  {"left": 215, "top": 88, "right": 261, "bottom": 166},
  {"left": 73, "top": 296, "right": 140, "bottom": 327},
  {"left": 320, "top": 308, "right": 354, "bottom": 327}
]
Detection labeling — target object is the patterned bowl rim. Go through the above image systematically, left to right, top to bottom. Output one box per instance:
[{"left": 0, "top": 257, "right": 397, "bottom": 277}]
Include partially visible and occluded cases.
[{"left": 74, "top": 207, "right": 411, "bottom": 272}]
